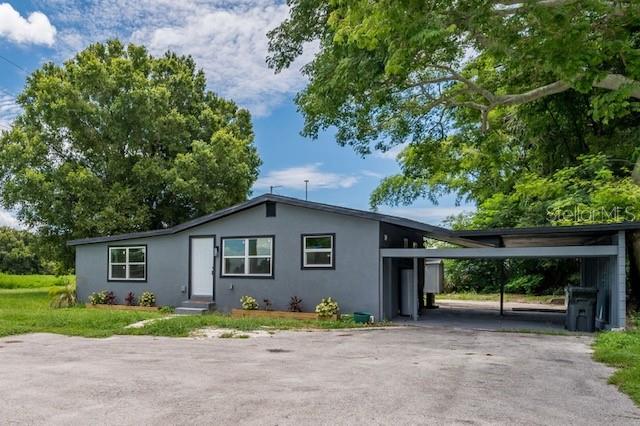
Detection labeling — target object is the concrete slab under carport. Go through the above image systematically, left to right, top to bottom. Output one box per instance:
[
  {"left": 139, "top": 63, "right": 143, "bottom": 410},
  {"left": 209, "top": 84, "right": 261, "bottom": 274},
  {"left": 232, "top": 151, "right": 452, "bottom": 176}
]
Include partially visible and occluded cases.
[{"left": 395, "top": 300, "right": 567, "bottom": 333}]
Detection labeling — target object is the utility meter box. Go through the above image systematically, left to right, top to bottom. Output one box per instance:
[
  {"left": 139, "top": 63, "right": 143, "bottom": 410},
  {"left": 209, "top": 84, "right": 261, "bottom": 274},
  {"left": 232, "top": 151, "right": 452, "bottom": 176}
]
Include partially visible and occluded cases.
[{"left": 424, "top": 260, "right": 444, "bottom": 294}]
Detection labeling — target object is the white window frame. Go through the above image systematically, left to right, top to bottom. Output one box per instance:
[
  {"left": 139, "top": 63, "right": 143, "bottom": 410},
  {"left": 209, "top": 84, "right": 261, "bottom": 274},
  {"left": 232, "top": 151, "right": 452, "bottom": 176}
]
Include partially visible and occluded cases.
[
  {"left": 302, "top": 234, "right": 334, "bottom": 268},
  {"left": 221, "top": 237, "right": 273, "bottom": 277},
  {"left": 108, "top": 246, "right": 146, "bottom": 281}
]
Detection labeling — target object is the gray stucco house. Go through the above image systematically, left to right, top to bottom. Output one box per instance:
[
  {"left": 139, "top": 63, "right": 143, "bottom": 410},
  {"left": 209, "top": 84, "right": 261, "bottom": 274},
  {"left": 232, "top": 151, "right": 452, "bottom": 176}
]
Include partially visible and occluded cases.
[
  {"left": 68, "top": 194, "right": 471, "bottom": 317},
  {"left": 68, "top": 194, "right": 635, "bottom": 328}
]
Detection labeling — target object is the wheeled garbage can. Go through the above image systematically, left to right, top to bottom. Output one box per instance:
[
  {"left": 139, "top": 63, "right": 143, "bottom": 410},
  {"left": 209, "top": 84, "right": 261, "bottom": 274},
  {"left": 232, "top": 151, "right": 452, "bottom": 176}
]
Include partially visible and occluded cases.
[{"left": 565, "top": 287, "right": 597, "bottom": 332}]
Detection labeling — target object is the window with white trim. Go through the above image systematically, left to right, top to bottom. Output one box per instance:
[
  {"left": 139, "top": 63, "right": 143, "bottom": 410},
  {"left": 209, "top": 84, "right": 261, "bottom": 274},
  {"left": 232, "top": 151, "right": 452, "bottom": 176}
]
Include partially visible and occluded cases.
[
  {"left": 302, "top": 234, "right": 334, "bottom": 268},
  {"left": 222, "top": 237, "right": 273, "bottom": 277},
  {"left": 109, "top": 246, "right": 146, "bottom": 280}
]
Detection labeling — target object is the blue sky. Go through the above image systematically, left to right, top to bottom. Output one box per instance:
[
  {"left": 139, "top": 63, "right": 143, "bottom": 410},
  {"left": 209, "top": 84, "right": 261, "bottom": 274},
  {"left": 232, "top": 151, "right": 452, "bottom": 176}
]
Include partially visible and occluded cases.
[{"left": 0, "top": 0, "right": 472, "bottom": 228}]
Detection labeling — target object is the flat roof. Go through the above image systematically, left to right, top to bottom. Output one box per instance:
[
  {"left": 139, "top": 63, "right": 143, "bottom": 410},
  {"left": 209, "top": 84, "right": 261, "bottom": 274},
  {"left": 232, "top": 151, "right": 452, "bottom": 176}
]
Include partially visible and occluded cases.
[{"left": 453, "top": 222, "right": 640, "bottom": 238}]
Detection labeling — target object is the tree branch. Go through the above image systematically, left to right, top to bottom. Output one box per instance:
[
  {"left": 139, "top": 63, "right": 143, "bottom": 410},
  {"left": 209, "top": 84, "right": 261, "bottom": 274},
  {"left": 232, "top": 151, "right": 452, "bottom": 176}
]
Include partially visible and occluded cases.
[
  {"left": 493, "top": 0, "right": 577, "bottom": 16},
  {"left": 594, "top": 74, "right": 640, "bottom": 98},
  {"left": 496, "top": 81, "right": 571, "bottom": 105}
]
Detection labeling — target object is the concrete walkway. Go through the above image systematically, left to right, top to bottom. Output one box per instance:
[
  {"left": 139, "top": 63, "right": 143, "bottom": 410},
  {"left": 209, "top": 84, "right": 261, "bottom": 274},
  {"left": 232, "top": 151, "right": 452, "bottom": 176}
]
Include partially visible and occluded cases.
[{"left": 1, "top": 328, "right": 638, "bottom": 425}]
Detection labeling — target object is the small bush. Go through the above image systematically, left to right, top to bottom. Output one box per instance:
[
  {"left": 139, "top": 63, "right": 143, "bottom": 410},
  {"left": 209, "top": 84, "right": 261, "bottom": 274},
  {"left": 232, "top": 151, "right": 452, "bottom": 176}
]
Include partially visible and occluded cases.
[
  {"left": 505, "top": 275, "right": 544, "bottom": 295},
  {"left": 49, "top": 284, "right": 77, "bottom": 308},
  {"left": 88, "top": 290, "right": 107, "bottom": 305},
  {"left": 104, "top": 291, "right": 117, "bottom": 305},
  {"left": 139, "top": 291, "right": 156, "bottom": 307},
  {"left": 124, "top": 292, "right": 136, "bottom": 306},
  {"left": 240, "top": 295, "right": 258, "bottom": 310},
  {"left": 289, "top": 296, "right": 303, "bottom": 312},
  {"left": 315, "top": 297, "right": 339, "bottom": 319},
  {"left": 263, "top": 298, "right": 273, "bottom": 311},
  {"left": 159, "top": 305, "right": 175, "bottom": 314}
]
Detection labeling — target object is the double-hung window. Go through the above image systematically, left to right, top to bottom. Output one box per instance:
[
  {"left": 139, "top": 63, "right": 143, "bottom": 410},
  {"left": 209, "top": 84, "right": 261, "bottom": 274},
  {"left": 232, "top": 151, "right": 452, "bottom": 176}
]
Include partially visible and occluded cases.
[
  {"left": 302, "top": 234, "right": 334, "bottom": 269},
  {"left": 222, "top": 237, "right": 273, "bottom": 277},
  {"left": 109, "top": 246, "right": 146, "bottom": 281}
]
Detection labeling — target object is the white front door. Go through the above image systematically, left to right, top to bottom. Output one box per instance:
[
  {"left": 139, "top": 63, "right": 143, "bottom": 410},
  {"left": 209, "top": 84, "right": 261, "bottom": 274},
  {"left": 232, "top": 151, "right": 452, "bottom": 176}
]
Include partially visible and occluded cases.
[{"left": 190, "top": 236, "right": 215, "bottom": 298}]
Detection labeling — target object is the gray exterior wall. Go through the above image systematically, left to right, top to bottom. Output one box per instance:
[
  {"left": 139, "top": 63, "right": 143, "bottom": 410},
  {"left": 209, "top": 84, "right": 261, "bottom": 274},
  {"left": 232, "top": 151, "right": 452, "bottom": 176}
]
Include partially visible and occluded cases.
[{"left": 76, "top": 202, "right": 382, "bottom": 316}]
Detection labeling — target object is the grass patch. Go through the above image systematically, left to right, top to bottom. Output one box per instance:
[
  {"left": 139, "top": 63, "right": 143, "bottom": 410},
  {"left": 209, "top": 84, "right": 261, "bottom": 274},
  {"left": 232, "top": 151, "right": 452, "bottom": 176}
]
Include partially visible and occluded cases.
[
  {"left": 0, "top": 273, "right": 75, "bottom": 289},
  {"left": 0, "top": 287, "right": 161, "bottom": 338},
  {"left": 1, "top": 287, "right": 367, "bottom": 339},
  {"left": 440, "top": 292, "right": 563, "bottom": 304},
  {"left": 119, "top": 313, "right": 365, "bottom": 337},
  {"left": 593, "top": 320, "right": 640, "bottom": 406}
]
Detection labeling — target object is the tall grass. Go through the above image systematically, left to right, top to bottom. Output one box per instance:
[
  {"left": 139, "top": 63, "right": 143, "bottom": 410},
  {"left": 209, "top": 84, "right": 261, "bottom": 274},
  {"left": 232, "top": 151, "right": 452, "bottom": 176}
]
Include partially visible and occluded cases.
[
  {"left": 0, "top": 273, "right": 75, "bottom": 289},
  {"left": 593, "top": 317, "right": 640, "bottom": 406}
]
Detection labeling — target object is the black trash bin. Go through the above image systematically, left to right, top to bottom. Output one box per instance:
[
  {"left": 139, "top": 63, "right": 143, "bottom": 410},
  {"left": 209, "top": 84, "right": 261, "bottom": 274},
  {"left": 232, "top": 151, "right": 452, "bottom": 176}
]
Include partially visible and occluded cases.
[{"left": 565, "top": 287, "right": 597, "bottom": 332}]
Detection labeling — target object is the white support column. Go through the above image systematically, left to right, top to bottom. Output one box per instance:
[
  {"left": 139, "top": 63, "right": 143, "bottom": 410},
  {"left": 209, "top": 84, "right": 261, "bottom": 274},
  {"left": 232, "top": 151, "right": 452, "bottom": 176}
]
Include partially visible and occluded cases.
[
  {"left": 614, "top": 231, "right": 626, "bottom": 329},
  {"left": 378, "top": 253, "right": 384, "bottom": 322},
  {"left": 412, "top": 258, "right": 419, "bottom": 321}
]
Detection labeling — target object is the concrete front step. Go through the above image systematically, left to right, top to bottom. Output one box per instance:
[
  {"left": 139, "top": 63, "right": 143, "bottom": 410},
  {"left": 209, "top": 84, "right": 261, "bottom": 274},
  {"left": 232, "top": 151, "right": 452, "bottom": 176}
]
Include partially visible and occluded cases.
[
  {"left": 176, "top": 298, "right": 216, "bottom": 314},
  {"left": 175, "top": 307, "right": 209, "bottom": 315}
]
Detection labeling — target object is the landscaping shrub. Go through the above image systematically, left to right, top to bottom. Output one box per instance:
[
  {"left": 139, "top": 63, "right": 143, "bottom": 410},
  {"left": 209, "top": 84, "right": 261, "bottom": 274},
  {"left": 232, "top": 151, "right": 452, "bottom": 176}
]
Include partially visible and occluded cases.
[
  {"left": 49, "top": 284, "right": 77, "bottom": 308},
  {"left": 88, "top": 290, "right": 108, "bottom": 305},
  {"left": 104, "top": 291, "right": 117, "bottom": 305},
  {"left": 139, "top": 291, "right": 156, "bottom": 307},
  {"left": 124, "top": 292, "right": 136, "bottom": 306},
  {"left": 240, "top": 295, "right": 258, "bottom": 310},
  {"left": 289, "top": 296, "right": 303, "bottom": 312},
  {"left": 315, "top": 297, "right": 339, "bottom": 319},
  {"left": 263, "top": 298, "right": 273, "bottom": 311},
  {"left": 159, "top": 306, "right": 175, "bottom": 314}
]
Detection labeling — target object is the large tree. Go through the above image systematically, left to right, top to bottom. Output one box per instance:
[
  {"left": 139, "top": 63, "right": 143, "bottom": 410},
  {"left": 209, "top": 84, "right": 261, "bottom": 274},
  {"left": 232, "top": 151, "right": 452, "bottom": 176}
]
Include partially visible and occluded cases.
[
  {"left": 268, "top": 0, "right": 639, "bottom": 151},
  {"left": 268, "top": 1, "right": 640, "bottom": 297},
  {"left": 0, "top": 40, "right": 260, "bottom": 266}
]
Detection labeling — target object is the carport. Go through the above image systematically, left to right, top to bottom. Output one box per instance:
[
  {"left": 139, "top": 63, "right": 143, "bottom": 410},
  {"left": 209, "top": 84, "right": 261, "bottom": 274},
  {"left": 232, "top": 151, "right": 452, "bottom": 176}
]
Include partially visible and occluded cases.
[{"left": 379, "top": 223, "right": 638, "bottom": 330}]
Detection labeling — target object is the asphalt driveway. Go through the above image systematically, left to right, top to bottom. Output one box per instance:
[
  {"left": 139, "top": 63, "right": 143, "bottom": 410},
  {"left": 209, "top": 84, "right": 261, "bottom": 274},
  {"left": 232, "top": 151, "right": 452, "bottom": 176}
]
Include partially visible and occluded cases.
[{"left": 1, "top": 327, "right": 638, "bottom": 425}]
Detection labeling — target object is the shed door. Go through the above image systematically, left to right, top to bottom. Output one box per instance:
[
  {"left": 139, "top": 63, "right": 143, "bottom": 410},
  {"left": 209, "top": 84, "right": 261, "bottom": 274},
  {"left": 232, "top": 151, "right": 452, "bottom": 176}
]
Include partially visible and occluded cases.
[{"left": 190, "top": 236, "right": 215, "bottom": 298}]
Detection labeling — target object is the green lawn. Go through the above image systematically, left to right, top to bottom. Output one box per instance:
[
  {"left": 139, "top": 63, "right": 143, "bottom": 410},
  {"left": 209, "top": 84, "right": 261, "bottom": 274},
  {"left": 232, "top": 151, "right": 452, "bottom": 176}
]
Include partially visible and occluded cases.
[
  {"left": 0, "top": 273, "right": 75, "bottom": 289},
  {"left": 0, "top": 287, "right": 364, "bottom": 338},
  {"left": 0, "top": 288, "right": 162, "bottom": 338},
  {"left": 439, "top": 292, "right": 563, "bottom": 304},
  {"left": 121, "top": 313, "right": 363, "bottom": 337},
  {"left": 593, "top": 318, "right": 640, "bottom": 406}
]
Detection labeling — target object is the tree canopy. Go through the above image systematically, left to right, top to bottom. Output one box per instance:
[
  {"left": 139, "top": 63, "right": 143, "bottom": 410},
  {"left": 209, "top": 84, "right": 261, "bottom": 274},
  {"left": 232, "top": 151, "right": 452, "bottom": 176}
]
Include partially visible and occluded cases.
[
  {"left": 268, "top": 0, "right": 640, "bottom": 151},
  {"left": 269, "top": 1, "right": 640, "bottom": 296},
  {"left": 0, "top": 40, "right": 260, "bottom": 266},
  {"left": 0, "top": 227, "right": 43, "bottom": 274}
]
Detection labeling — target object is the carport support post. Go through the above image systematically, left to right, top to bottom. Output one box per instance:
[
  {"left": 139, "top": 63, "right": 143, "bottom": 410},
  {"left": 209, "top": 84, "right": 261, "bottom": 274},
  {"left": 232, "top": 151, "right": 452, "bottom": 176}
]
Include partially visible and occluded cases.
[
  {"left": 614, "top": 231, "right": 626, "bottom": 329},
  {"left": 413, "top": 257, "right": 419, "bottom": 321},
  {"left": 499, "top": 260, "right": 505, "bottom": 317}
]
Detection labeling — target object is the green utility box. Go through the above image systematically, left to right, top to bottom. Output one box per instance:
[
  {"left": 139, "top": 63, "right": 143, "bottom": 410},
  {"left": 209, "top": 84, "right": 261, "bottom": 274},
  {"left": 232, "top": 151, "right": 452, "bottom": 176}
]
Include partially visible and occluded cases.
[{"left": 353, "top": 312, "right": 372, "bottom": 324}]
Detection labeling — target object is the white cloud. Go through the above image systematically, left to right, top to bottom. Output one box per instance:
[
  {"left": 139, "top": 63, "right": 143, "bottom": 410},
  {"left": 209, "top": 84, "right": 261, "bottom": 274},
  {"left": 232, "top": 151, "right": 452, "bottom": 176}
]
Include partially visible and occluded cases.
[
  {"left": 44, "top": 0, "right": 313, "bottom": 116},
  {"left": 0, "top": 3, "right": 56, "bottom": 46},
  {"left": 0, "top": 94, "right": 21, "bottom": 130},
  {"left": 374, "top": 142, "right": 409, "bottom": 160},
  {"left": 254, "top": 163, "right": 359, "bottom": 191},
  {"left": 361, "top": 170, "right": 384, "bottom": 179},
  {"left": 381, "top": 206, "right": 474, "bottom": 224},
  {"left": 0, "top": 209, "right": 21, "bottom": 229}
]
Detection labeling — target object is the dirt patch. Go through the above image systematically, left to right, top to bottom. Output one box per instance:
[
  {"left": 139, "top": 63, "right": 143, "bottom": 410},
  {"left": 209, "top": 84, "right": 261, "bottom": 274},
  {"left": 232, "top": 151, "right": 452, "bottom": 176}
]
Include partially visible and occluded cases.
[{"left": 191, "top": 327, "right": 274, "bottom": 339}]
